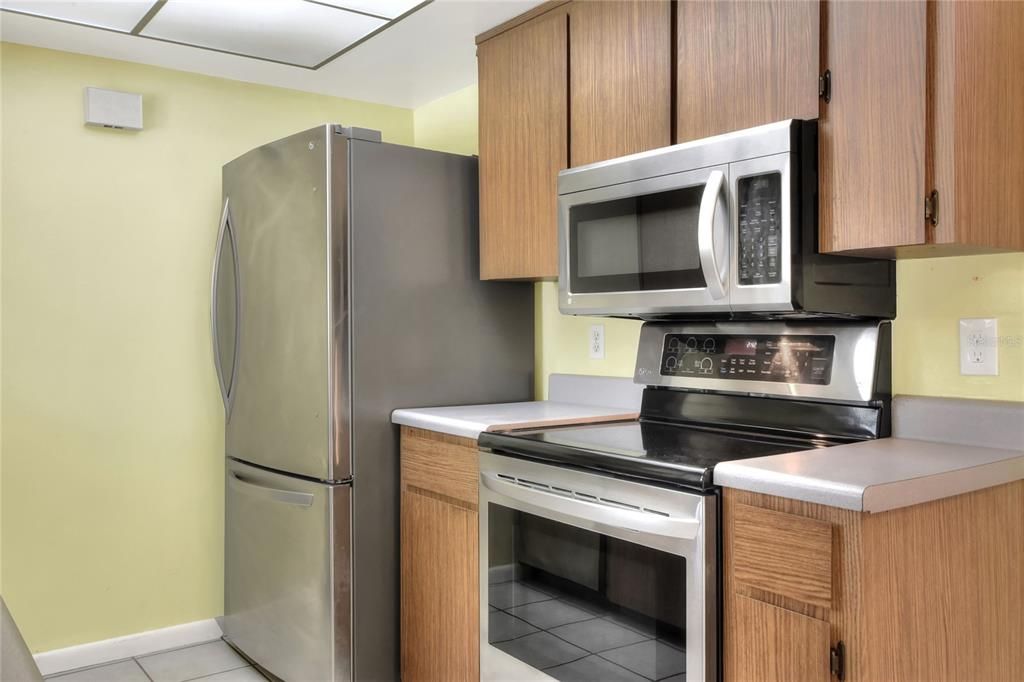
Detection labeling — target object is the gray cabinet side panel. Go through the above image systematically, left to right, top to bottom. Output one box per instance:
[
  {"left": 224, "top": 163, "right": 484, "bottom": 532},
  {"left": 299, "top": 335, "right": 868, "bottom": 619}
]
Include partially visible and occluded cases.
[{"left": 347, "top": 140, "right": 534, "bottom": 681}]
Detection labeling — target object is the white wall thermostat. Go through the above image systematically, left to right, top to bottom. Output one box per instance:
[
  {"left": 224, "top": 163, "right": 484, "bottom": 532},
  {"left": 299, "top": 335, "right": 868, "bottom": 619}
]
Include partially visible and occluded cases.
[{"left": 83, "top": 87, "right": 143, "bottom": 130}]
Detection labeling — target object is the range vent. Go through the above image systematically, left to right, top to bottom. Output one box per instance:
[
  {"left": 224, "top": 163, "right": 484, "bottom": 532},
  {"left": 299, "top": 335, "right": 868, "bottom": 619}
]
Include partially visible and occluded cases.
[{"left": 495, "top": 474, "right": 671, "bottom": 518}]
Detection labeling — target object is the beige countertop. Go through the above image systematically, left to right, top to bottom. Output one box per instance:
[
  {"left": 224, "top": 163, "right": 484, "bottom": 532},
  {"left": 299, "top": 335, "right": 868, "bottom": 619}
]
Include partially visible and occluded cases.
[
  {"left": 391, "top": 373, "right": 643, "bottom": 440},
  {"left": 391, "top": 400, "right": 637, "bottom": 440},
  {"left": 714, "top": 437, "right": 1024, "bottom": 512}
]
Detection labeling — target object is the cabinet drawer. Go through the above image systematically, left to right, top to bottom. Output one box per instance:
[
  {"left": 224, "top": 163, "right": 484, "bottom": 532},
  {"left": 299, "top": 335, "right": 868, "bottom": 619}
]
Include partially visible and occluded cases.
[
  {"left": 400, "top": 426, "right": 479, "bottom": 508},
  {"left": 732, "top": 503, "right": 833, "bottom": 609}
]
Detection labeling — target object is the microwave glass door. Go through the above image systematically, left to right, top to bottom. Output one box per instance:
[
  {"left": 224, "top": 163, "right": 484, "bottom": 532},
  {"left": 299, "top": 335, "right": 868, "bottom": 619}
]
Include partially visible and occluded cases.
[
  {"left": 559, "top": 165, "right": 730, "bottom": 316},
  {"left": 569, "top": 186, "right": 706, "bottom": 294},
  {"left": 486, "top": 504, "right": 688, "bottom": 681}
]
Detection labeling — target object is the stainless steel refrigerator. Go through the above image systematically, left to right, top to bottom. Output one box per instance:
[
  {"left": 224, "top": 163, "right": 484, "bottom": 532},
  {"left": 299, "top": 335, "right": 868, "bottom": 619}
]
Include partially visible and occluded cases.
[{"left": 211, "top": 125, "right": 534, "bottom": 681}]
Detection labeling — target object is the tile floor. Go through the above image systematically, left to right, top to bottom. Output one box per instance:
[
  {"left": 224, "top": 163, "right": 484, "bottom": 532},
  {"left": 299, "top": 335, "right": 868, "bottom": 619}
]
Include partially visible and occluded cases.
[
  {"left": 489, "top": 578, "right": 686, "bottom": 682},
  {"left": 44, "top": 640, "right": 268, "bottom": 682}
]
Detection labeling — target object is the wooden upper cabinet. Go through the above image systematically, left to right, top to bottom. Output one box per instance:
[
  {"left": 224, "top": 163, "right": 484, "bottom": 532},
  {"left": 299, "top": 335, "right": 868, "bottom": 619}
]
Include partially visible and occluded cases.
[
  {"left": 476, "top": 0, "right": 671, "bottom": 280},
  {"left": 568, "top": 0, "right": 671, "bottom": 166},
  {"left": 675, "top": 0, "right": 819, "bottom": 143},
  {"left": 819, "top": 0, "right": 928, "bottom": 254},
  {"left": 821, "top": 0, "right": 1024, "bottom": 255},
  {"left": 929, "top": 0, "right": 1024, "bottom": 252},
  {"left": 477, "top": 5, "right": 568, "bottom": 280}
]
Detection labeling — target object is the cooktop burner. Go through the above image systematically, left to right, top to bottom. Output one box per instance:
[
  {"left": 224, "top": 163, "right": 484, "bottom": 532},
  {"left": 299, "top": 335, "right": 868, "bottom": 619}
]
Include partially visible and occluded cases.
[
  {"left": 481, "top": 321, "right": 891, "bottom": 492},
  {"left": 478, "top": 419, "right": 830, "bottom": 490}
]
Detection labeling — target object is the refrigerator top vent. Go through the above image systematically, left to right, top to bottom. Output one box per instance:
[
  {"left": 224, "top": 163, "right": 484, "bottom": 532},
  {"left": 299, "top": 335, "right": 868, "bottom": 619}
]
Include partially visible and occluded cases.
[{"left": 331, "top": 125, "right": 381, "bottom": 143}]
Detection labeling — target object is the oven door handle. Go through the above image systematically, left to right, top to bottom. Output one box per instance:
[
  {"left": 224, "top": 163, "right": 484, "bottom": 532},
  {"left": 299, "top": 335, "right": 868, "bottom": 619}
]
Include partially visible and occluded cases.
[
  {"left": 697, "top": 169, "right": 728, "bottom": 301},
  {"left": 481, "top": 473, "right": 701, "bottom": 541}
]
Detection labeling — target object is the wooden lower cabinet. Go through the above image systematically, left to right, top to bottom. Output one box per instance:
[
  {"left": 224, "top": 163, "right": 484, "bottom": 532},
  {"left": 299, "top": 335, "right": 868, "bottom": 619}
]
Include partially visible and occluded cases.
[
  {"left": 400, "top": 427, "right": 480, "bottom": 682},
  {"left": 724, "top": 481, "right": 1024, "bottom": 682},
  {"left": 732, "top": 595, "right": 832, "bottom": 682}
]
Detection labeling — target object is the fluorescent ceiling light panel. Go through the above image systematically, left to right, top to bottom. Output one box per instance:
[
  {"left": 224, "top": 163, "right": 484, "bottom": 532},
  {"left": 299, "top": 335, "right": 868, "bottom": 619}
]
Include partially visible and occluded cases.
[
  {"left": 0, "top": 0, "right": 156, "bottom": 31},
  {"left": 141, "top": 0, "right": 386, "bottom": 68},
  {"left": 316, "top": 0, "right": 424, "bottom": 20}
]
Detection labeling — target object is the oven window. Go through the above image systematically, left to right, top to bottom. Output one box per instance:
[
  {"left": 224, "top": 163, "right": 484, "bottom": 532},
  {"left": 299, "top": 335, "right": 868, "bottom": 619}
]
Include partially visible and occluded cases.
[
  {"left": 570, "top": 186, "right": 706, "bottom": 294},
  {"left": 487, "top": 504, "right": 686, "bottom": 681}
]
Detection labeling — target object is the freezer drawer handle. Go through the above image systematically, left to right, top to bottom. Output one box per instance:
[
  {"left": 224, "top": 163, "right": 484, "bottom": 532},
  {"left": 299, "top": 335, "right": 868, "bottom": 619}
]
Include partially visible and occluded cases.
[{"left": 229, "top": 471, "right": 315, "bottom": 507}]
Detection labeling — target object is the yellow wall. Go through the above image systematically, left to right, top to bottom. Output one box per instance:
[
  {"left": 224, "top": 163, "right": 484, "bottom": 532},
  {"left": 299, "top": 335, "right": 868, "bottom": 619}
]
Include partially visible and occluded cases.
[
  {"left": 0, "top": 39, "right": 5, "bottom": 592},
  {"left": 0, "top": 43, "right": 413, "bottom": 652},
  {"left": 413, "top": 83, "right": 478, "bottom": 157},
  {"left": 413, "top": 87, "right": 1024, "bottom": 402},
  {"left": 895, "top": 254, "right": 1024, "bottom": 401},
  {"left": 534, "top": 283, "right": 641, "bottom": 399}
]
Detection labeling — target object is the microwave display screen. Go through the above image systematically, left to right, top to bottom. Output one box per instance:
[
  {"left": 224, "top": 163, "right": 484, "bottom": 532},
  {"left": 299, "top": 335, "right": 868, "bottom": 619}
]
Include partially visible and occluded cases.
[
  {"left": 737, "top": 172, "right": 783, "bottom": 285},
  {"left": 569, "top": 186, "right": 706, "bottom": 293},
  {"left": 660, "top": 333, "right": 835, "bottom": 385}
]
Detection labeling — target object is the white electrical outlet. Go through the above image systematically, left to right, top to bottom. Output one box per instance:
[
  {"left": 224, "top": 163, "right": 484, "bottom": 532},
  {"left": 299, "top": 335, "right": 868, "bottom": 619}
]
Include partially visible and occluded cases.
[
  {"left": 959, "top": 318, "right": 998, "bottom": 376},
  {"left": 589, "top": 324, "right": 605, "bottom": 359}
]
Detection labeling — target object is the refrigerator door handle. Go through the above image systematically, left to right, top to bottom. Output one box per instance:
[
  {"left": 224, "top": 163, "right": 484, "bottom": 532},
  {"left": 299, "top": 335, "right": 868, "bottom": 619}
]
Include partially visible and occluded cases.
[
  {"left": 211, "top": 198, "right": 240, "bottom": 412},
  {"left": 211, "top": 199, "right": 229, "bottom": 406},
  {"left": 228, "top": 470, "right": 315, "bottom": 507}
]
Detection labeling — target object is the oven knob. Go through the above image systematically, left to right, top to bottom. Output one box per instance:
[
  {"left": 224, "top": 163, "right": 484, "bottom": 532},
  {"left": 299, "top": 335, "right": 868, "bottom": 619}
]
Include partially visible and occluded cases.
[
  {"left": 685, "top": 337, "right": 698, "bottom": 351},
  {"left": 702, "top": 338, "right": 716, "bottom": 353},
  {"left": 665, "top": 355, "right": 678, "bottom": 369},
  {"left": 699, "top": 358, "right": 713, "bottom": 374}
]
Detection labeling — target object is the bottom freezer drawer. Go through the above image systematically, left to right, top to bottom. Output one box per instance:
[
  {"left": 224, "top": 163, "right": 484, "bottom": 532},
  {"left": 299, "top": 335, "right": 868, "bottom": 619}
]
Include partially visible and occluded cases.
[{"left": 224, "top": 458, "right": 351, "bottom": 682}]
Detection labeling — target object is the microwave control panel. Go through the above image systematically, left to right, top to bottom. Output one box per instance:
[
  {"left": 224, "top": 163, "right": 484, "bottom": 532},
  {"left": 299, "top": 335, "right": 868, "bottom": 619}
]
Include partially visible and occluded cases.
[
  {"left": 737, "top": 172, "right": 782, "bottom": 286},
  {"left": 660, "top": 334, "right": 835, "bottom": 385}
]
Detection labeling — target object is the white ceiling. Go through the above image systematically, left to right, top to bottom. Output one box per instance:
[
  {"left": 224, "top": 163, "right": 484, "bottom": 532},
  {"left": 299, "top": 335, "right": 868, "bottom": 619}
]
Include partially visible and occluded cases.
[{"left": 0, "top": 0, "right": 547, "bottom": 108}]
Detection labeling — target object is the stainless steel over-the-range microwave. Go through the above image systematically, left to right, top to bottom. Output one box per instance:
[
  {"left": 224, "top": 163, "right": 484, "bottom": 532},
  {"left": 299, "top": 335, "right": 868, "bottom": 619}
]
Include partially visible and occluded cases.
[{"left": 557, "top": 119, "right": 896, "bottom": 319}]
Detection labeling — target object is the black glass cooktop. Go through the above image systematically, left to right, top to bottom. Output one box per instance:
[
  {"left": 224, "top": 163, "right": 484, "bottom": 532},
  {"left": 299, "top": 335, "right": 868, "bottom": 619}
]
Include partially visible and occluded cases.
[{"left": 478, "top": 419, "right": 831, "bottom": 491}]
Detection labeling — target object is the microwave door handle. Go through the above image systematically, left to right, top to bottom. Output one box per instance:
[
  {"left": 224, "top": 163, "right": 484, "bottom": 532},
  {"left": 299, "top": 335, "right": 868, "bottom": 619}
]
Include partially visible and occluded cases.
[
  {"left": 697, "top": 170, "right": 728, "bottom": 300},
  {"left": 481, "top": 473, "right": 700, "bottom": 541}
]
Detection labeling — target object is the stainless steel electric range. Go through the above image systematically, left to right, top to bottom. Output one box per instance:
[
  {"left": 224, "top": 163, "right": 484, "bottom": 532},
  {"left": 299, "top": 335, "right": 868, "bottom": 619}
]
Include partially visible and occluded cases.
[{"left": 478, "top": 320, "right": 891, "bottom": 682}]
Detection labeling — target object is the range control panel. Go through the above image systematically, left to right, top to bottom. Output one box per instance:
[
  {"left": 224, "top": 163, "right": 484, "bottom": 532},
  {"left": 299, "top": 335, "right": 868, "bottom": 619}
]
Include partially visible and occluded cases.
[
  {"left": 737, "top": 172, "right": 783, "bottom": 285},
  {"left": 660, "top": 333, "right": 835, "bottom": 385}
]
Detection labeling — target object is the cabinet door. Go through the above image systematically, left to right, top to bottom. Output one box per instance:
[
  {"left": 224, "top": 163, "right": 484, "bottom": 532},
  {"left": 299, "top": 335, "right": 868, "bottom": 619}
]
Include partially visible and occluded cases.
[
  {"left": 569, "top": 0, "right": 671, "bottom": 166},
  {"left": 820, "top": 0, "right": 928, "bottom": 253},
  {"left": 675, "top": 1, "right": 818, "bottom": 143},
  {"left": 931, "top": 1, "right": 1024, "bottom": 251},
  {"left": 478, "top": 7, "right": 568, "bottom": 280},
  {"left": 400, "top": 489, "right": 479, "bottom": 682},
  {"left": 727, "top": 595, "right": 831, "bottom": 682}
]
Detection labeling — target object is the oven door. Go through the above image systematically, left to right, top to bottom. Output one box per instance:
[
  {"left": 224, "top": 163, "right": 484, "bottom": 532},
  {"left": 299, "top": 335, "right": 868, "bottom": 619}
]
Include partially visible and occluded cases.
[
  {"left": 558, "top": 165, "right": 730, "bottom": 318},
  {"left": 479, "top": 452, "right": 717, "bottom": 682}
]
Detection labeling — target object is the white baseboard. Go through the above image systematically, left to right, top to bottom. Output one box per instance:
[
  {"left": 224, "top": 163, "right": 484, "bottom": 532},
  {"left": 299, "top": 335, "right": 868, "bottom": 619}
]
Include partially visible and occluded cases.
[{"left": 33, "top": 618, "right": 223, "bottom": 676}]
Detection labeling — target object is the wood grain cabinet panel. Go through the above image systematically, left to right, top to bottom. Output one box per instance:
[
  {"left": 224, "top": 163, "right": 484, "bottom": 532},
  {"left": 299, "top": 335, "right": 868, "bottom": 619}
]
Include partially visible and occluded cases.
[
  {"left": 568, "top": 0, "right": 671, "bottom": 166},
  {"left": 676, "top": 0, "right": 819, "bottom": 143},
  {"left": 820, "top": 0, "right": 928, "bottom": 254},
  {"left": 821, "top": 0, "right": 1024, "bottom": 255},
  {"left": 930, "top": 0, "right": 1024, "bottom": 252},
  {"left": 477, "top": 6, "right": 568, "bottom": 280},
  {"left": 401, "top": 426, "right": 479, "bottom": 507},
  {"left": 400, "top": 427, "right": 480, "bottom": 682},
  {"left": 725, "top": 482, "right": 1024, "bottom": 682},
  {"left": 400, "top": 490, "right": 478, "bottom": 682},
  {"left": 731, "top": 503, "right": 833, "bottom": 609},
  {"left": 728, "top": 595, "right": 831, "bottom": 682}
]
